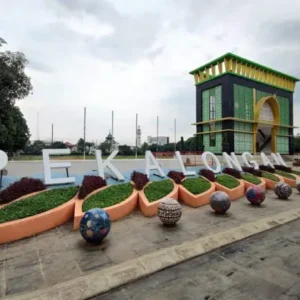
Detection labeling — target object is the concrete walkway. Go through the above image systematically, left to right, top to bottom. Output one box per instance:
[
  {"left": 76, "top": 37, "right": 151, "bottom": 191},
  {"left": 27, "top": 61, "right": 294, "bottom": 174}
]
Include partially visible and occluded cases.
[
  {"left": 1, "top": 188, "right": 300, "bottom": 299},
  {"left": 100, "top": 218, "right": 300, "bottom": 300}
]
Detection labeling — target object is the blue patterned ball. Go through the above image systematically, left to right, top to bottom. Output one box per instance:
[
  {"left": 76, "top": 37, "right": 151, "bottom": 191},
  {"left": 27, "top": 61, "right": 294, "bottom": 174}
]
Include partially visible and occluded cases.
[
  {"left": 274, "top": 182, "right": 292, "bottom": 200},
  {"left": 246, "top": 186, "right": 265, "bottom": 205},
  {"left": 210, "top": 191, "right": 231, "bottom": 214},
  {"left": 80, "top": 208, "right": 111, "bottom": 244}
]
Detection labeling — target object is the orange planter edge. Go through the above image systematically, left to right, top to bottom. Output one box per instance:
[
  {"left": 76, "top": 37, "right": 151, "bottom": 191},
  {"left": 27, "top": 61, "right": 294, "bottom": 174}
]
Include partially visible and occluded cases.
[
  {"left": 263, "top": 174, "right": 284, "bottom": 190},
  {"left": 279, "top": 175, "right": 297, "bottom": 188},
  {"left": 215, "top": 176, "right": 245, "bottom": 201},
  {"left": 178, "top": 177, "right": 216, "bottom": 208},
  {"left": 242, "top": 178, "right": 266, "bottom": 191},
  {"left": 139, "top": 180, "right": 179, "bottom": 217},
  {"left": 73, "top": 185, "right": 138, "bottom": 231},
  {"left": 0, "top": 193, "right": 77, "bottom": 244}
]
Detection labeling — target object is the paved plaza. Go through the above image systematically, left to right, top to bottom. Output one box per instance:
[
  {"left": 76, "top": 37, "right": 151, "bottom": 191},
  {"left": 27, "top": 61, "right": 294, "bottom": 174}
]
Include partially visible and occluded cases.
[
  {"left": 1, "top": 188, "right": 300, "bottom": 299},
  {"left": 100, "top": 218, "right": 300, "bottom": 300}
]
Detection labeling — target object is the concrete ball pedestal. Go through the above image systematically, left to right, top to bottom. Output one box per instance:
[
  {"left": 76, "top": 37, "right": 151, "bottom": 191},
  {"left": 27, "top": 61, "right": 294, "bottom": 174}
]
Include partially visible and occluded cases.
[
  {"left": 274, "top": 182, "right": 292, "bottom": 200},
  {"left": 210, "top": 191, "right": 231, "bottom": 214},
  {"left": 157, "top": 198, "right": 182, "bottom": 225}
]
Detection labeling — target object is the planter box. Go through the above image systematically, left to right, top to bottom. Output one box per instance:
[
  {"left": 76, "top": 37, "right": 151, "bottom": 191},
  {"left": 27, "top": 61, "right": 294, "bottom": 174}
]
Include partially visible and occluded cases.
[
  {"left": 263, "top": 174, "right": 284, "bottom": 190},
  {"left": 278, "top": 174, "right": 299, "bottom": 188},
  {"left": 215, "top": 176, "right": 245, "bottom": 201},
  {"left": 178, "top": 177, "right": 216, "bottom": 208},
  {"left": 242, "top": 178, "right": 266, "bottom": 191},
  {"left": 139, "top": 181, "right": 179, "bottom": 217},
  {"left": 73, "top": 185, "right": 138, "bottom": 230},
  {"left": 0, "top": 192, "right": 77, "bottom": 244}
]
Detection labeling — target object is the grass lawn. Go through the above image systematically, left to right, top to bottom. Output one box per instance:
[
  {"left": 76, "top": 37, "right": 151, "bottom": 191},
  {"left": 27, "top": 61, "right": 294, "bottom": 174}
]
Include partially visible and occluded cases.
[
  {"left": 12, "top": 155, "right": 146, "bottom": 161},
  {"left": 275, "top": 170, "right": 296, "bottom": 180},
  {"left": 292, "top": 170, "right": 300, "bottom": 176},
  {"left": 261, "top": 171, "right": 280, "bottom": 182},
  {"left": 241, "top": 173, "right": 261, "bottom": 185},
  {"left": 216, "top": 174, "right": 240, "bottom": 189},
  {"left": 182, "top": 177, "right": 211, "bottom": 195},
  {"left": 144, "top": 179, "right": 174, "bottom": 202},
  {"left": 83, "top": 183, "right": 133, "bottom": 211},
  {"left": 0, "top": 187, "right": 78, "bottom": 224}
]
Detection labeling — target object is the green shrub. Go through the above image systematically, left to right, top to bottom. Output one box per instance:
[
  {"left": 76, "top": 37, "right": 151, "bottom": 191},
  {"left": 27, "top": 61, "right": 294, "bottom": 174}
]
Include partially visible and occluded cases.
[
  {"left": 275, "top": 170, "right": 296, "bottom": 180},
  {"left": 292, "top": 170, "right": 300, "bottom": 176},
  {"left": 261, "top": 171, "right": 280, "bottom": 182},
  {"left": 241, "top": 173, "right": 261, "bottom": 185},
  {"left": 216, "top": 174, "right": 240, "bottom": 189},
  {"left": 182, "top": 177, "right": 211, "bottom": 195},
  {"left": 144, "top": 179, "right": 174, "bottom": 202},
  {"left": 83, "top": 183, "right": 133, "bottom": 211},
  {"left": 0, "top": 187, "right": 78, "bottom": 224}
]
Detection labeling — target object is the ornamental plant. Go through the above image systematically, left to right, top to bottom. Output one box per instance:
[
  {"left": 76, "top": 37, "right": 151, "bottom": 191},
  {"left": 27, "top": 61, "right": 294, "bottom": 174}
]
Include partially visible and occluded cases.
[
  {"left": 259, "top": 165, "right": 275, "bottom": 173},
  {"left": 274, "top": 165, "right": 292, "bottom": 173},
  {"left": 242, "top": 166, "right": 255, "bottom": 173},
  {"left": 222, "top": 167, "right": 242, "bottom": 179},
  {"left": 199, "top": 169, "right": 215, "bottom": 182},
  {"left": 131, "top": 171, "right": 149, "bottom": 190},
  {"left": 167, "top": 171, "right": 185, "bottom": 184},
  {"left": 78, "top": 175, "right": 107, "bottom": 199},
  {"left": 0, "top": 177, "right": 46, "bottom": 205}
]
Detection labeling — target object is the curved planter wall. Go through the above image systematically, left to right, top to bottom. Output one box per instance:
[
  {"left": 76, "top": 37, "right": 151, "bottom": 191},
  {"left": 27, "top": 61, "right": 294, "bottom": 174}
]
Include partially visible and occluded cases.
[
  {"left": 263, "top": 174, "right": 284, "bottom": 189},
  {"left": 279, "top": 175, "right": 298, "bottom": 188},
  {"left": 179, "top": 177, "right": 216, "bottom": 208},
  {"left": 215, "top": 177, "right": 245, "bottom": 201},
  {"left": 242, "top": 178, "right": 266, "bottom": 191},
  {"left": 139, "top": 181, "right": 179, "bottom": 217},
  {"left": 73, "top": 186, "right": 138, "bottom": 230},
  {"left": 0, "top": 193, "right": 77, "bottom": 244}
]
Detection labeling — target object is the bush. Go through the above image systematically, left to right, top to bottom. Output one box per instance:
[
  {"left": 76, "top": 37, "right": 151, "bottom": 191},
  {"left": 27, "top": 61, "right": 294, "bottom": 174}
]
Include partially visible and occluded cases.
[
  {"left": 259, "top": 165, "right": 275, "bottom": 173},
  {"left": 274, "top": 165, "right": 292, "bottom": 173},
  {"left": 242, "top": 166, "right": 262, "bottom": 177},
  {"left": 222, "top": 167, "right": 242, "bottom": 179},
  {"left": 199, "top": 169, "right": 215, "bottom": 182},
  {"left": 253, "top": 169, "right": 263, "bottom": 177},
  {"left": 292, "top": 169, "right": 300, "bottom": 176},
  {"left": 275, "top": 170, "right": 296, "bottom": 180},
  {"left": 131, "top": 171, "right": 149, "bottom": 190},
  {"left": 167, "top": 171, "right": 185, "bottom": 184},
  {"left": 261, "top": 171, "right": 280, "bottom": 182},
  {"left": 241, "top": 173, "right": 261, "bottom": 185},
  {"left": 216, "top": 174, "right": 240, "bottom": 189},
  {"left": 78, "top": 176, "right": 107, "bottom": 199},
  {"left": 0, "top": 177, "right": 46, "bottom": 205},
  {"left": 182, "top": 177, "right": 211, "bottom": 195},
  {"left": 144, "top": 179, "right": 174, "bottom": 202},
  {"left": 83, "top": 183, "right": 133, "bottom": 211},
  {"left": 0, "top": 187, "right": 78, "bottom": 223}
]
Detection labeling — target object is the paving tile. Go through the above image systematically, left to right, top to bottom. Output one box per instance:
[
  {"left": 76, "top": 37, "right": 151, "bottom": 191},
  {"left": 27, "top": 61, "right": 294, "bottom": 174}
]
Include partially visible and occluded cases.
[
  {"left": 35, "top": 234, "right": 67, "bottom": 256},
  {"left": 41, "top": 253, "right": 80, "bottom": 286},
  {"left": 5, "top": 258, "right": 41, "bottom": 280}
]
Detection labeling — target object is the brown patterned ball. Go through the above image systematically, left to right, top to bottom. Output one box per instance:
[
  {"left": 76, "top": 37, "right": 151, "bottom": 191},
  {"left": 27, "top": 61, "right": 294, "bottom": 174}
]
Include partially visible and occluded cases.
[
  {"left": 274, "top": 182, "right": 292, "bottom": 199},
  {"left": 157, "top": 198, "right": 182, "bottom": 225}
]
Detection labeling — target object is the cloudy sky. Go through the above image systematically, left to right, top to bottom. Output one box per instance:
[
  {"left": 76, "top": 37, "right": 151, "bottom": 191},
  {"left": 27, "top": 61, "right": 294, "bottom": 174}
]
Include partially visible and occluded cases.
[{"left": 1, "top": 0, "right": 300, "bottom": 145}]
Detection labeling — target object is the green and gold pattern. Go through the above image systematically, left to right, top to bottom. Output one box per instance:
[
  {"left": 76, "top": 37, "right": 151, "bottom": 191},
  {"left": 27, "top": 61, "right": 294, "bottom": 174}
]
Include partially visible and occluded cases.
[
  {"left": 234, "top": 84, "right": 253, "bottom": 120},
  {"left": 277, "top": 96, "right": 290, "bottom": 126},
  {"left": 234, "top": 133, "right": 253, "bottom": 153},
  {"left": 276, "top": 136, "right": 289, "bottom": 154}
]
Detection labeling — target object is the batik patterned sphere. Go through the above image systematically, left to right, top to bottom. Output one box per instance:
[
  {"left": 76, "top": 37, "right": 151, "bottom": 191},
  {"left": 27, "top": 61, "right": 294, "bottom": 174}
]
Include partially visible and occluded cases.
[
  {"left": 296, "top": 181, "right": 300, "bottom": 193},
  {"left": 274, "top": 182, "right": 292, "bottom": 199},
  {"left": 245, "top": 186, "right": 265, "bottom": 205},
  {"left": 210, "top": 191, "right": 231, "bottom": 214},
  {"left": 157, "top": 198, "right": 182, "bottom": 225},
  {"left": 80, "top": 208, "right": 111, "bottom": 244}
]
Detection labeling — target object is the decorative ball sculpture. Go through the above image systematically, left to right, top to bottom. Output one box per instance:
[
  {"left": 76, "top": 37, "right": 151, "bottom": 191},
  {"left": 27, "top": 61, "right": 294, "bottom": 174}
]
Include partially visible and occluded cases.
[
  {"left": 296, "top": 181, "right": 300, "bottom": 193},
  {"left": 274, "top": 182, "right": 292, "bottom": 200},
  {"left": 245, "top": 186, "right": 265, "bottom": 205},
  {"left": 210, "top": 191, "right": 231, "bottom": 214},
  {"left": 157, "top": 198, "right": 182, "bottom": 225},
  {"left": 80, "top": 208, "right": 111, "bottom": 244}
]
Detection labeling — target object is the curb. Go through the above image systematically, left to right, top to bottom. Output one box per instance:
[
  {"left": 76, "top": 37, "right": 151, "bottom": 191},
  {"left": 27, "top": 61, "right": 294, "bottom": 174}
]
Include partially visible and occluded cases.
[{"left": 6, "top": 207, "right": 300, "bottom": 300}]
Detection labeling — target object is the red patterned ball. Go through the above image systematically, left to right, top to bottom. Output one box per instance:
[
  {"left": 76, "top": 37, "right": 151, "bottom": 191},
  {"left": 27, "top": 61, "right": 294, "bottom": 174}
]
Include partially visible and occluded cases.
[{"left": 245, "top": 186, "right": 265, "bottom": 205}]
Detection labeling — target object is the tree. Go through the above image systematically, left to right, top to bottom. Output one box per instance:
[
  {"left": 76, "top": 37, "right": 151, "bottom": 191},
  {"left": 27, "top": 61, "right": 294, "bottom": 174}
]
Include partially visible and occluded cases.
[
  {"left": 0, "top": 38, "right": 32, "bottom": 155},
  {"left": 180, "top": 137, "right": 185, "bottom": 151},
  {"left": 77, "top": 138, "right": 85, "bottom": 153},
  {"left": 23, "top": 140, "right": 46, "bottom": 155},
  {"left": 52, "top": 141, "right": 66, "bottom": 149},
  {"left": 141, "top": 142, "right": 148, "bottom": 154},
  {"left": 118, "top": 145, "right": 134, "bottom": 156}
]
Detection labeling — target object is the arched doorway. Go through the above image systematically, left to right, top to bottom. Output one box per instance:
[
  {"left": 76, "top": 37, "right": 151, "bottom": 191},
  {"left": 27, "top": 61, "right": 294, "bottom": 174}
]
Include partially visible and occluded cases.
[{"left": 253, "top": 96, "right": 280, "bottom": 154}]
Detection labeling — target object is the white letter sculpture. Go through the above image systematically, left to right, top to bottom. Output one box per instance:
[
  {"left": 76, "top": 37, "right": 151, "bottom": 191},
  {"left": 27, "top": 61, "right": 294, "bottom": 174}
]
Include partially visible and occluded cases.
[
  {"left": 43, "top": 149, "right": 75, "bottom": 185},
  {"left": 0, "top": 150, "right": 8, "bottom": 171},
  {"left": 95, "top": 150, "right": 125, "bottom": 181},
  {"left": 145, "top": 150, "right": 165, "bottom": 178},
  {"left": 175, "top": 151, "right": 196, "bottom": 176},
  {"left": 201, "top": 151, "right": 221, "bottom": 174},
  {"left": 222, "top": 152, "right": 242, "bottom": 171},
  {"left": 242, "top": 152, "right": 259, "bottom": 170},
  {"left": 261, "top": 152, "right": 274, "bottom": 168},
  {"left": 271, "top": 152, "right": 287, "bottom": 167}
]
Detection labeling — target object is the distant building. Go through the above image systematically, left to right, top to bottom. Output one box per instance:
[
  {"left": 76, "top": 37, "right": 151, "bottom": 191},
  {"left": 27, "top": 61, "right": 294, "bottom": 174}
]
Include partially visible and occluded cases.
[
  {"left": 137, "top": 126, "right": 141, "bottom": 147},
  {"left": 104, "top": 131, "right": 119, "bottom": 152},
  {"left": 147, "top": 136, "right": 169, "bottom": 146}
]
